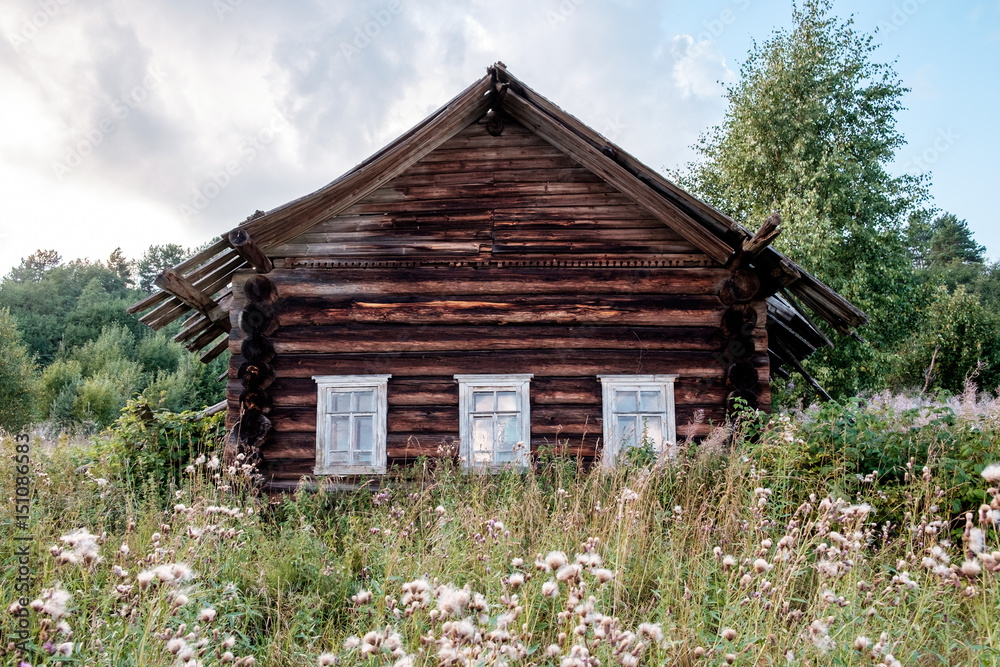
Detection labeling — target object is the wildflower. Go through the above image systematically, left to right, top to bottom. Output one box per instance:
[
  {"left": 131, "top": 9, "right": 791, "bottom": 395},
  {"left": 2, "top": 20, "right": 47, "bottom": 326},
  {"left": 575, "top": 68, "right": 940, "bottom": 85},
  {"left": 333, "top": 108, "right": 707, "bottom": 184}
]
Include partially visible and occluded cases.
[
  {"left": 207, "top": 455, "right": 221, "bottom": 470},
  {"left": 981, "top": 463, "right": 1000, "bottom": 483},
  {"left": 620, "top": 488, "right": 640, "bottom": 503},
  {"left": 436, "top": 505, "right": 447, "bottom": 515},
  {"left": 59, "top": 528, "right": 102, "bottom": 567},
  {"left": 970, "top": 528, "right": 986, "bottom": 555},
  {"left": 120, "top": 543, "right": 130, "bottom": 556},
  {"left": 545, "top": 551, "right": 568, "bottom": 570},
  {"left": 722, "top": 555, "right": 736, "bottom": 570},
  {"left": 511, "top": 557, "right": 524, "bottom": 568},
  {"left": 753, "top": 558, "right": 772, "bottom": 574},
  {"left": 959, "top": 559, "right": 982, "bottom": 578},
  {"left": 555, "top": 563, "right": 582, "bottom": 582},
  {"left": 113, "top": 565, "right": 128, "bottom": 577},
  {"left": 592, "top": 568, "right": 615, "bottom": 583},
  {"left": 137, "top": 570, "right": 156, "bottom": 588},
  {"left": 508, "top": 573, "right": 525, "bottom": 589},
  {"left": 542, "top": 581, "right": 559, "bottom": 597},
  {"left": 436, "top": 584, "right": 470, "bottom": 617},
  {"left": 39, "top": 585, "right": 71, "bottom": 620},
  {"left": 352, "top": 589, "right": 372, "bottom": 605},
  {"left": 173, "top": 593, "right": 190, "bottom": 607},
  {"left": 199, "top": 608, "right": 217, "bottom": 623},
  {"left": 808, "top": 618, "right": 835, "bottom": 654},
  {"left": 638, "top": 622, "right": 664, "bottom": 643},
  {"left": 721, "top": 627, "right": 737, "bottom": 641},
  {"left": 344, "top": 636, "right": 361, "bottom": 650},
  {"left": 855, "top": 636, "right": 871, "bottom": 651},
  {"left": 167, "top": 638, "right": 186, "bottom": 654},
  {"left": 55, "top": 642, "right": 74, "bottom": 657},
  {"left": 546, "top": 644, "right": 561, "bottom": 657},
  {"left": 221, "top": 652, "right": 235, "bottom": 663},
  {"left": 725, "top": 653, "right": 737, "bottom": 664},
  {"left": 318, "top": 654, "right": 337, "bottom": 666}
]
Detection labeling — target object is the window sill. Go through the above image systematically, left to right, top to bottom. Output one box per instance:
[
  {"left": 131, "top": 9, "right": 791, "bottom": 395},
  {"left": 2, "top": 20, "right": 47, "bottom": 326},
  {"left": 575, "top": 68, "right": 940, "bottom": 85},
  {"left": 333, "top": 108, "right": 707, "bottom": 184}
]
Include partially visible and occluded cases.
[{"left": 314, "top": 466, "right": 387, "bottom": 476}]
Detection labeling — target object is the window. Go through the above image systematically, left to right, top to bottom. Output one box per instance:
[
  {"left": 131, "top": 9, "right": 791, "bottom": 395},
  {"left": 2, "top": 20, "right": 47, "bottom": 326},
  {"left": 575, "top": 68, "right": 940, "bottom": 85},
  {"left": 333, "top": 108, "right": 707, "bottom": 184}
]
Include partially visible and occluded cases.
[
  {"left": 454, "top": 374, "right": 532, "bottom": 470},
  {"left": 312, "top": 375, "right": 390, "bottom": 475},
  {"left": 598, "top": 375, "right": 677, "bottom": 465}
]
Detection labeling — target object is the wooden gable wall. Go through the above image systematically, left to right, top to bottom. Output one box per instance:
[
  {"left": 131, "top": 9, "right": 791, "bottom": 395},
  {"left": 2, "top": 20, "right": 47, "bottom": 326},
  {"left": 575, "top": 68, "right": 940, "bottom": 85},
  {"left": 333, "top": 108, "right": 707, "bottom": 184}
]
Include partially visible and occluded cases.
[{"left": 226, "top": 118, "right": 770, "bottom": 488}]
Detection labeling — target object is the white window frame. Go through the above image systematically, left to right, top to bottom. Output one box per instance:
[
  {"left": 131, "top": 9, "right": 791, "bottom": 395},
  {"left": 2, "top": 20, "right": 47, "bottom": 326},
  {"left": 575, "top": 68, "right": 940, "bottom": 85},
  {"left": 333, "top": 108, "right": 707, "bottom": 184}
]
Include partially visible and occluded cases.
[
  {"left": 312, "top": 374, "right": 391, "bottom": 475},
  {"left": 454, "top": 374, "right": 532, "bottom": 471},
  {"left": 598, "top": 375, "right": 678, "bottom": 466}
]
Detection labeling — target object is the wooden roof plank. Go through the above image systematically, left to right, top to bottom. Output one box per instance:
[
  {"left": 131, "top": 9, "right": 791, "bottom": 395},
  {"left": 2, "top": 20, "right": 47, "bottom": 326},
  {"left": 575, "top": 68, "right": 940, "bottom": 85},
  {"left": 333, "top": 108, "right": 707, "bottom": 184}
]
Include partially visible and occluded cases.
[{"left": 504, "top": 91, "right": 735, "bottom": 265}]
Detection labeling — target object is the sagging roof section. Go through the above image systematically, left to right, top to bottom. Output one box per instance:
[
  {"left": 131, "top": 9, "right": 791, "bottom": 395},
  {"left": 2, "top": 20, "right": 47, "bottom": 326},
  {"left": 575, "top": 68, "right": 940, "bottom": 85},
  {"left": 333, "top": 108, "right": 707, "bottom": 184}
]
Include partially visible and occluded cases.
[{"left": 129, "top": 63, "right": 868, "bottom": 389}]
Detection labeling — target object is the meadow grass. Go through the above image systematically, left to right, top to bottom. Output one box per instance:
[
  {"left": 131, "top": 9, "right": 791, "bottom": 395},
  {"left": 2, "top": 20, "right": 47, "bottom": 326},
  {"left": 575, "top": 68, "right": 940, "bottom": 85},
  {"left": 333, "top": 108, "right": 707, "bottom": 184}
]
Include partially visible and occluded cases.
[{"left": 2, "top": 397, "right": 1000, "bottom": 666}]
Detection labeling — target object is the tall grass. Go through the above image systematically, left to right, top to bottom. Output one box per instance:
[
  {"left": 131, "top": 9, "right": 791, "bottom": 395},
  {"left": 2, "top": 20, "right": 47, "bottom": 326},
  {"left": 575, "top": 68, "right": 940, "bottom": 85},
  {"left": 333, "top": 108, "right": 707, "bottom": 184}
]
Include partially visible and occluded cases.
[{"left": 2, "top": 393, "right": 999, "bottom": 666}]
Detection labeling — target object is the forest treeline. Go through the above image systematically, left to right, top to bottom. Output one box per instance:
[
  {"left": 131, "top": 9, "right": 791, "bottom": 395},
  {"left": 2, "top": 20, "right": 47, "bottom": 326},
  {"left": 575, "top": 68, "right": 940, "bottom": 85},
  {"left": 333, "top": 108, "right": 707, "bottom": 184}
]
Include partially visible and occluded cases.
[
  {"left": 0, "top": 0, "right": 998, "bottom": 434},
  {"left": 0, "top": 243, "right": 228, "bottom": 433}
]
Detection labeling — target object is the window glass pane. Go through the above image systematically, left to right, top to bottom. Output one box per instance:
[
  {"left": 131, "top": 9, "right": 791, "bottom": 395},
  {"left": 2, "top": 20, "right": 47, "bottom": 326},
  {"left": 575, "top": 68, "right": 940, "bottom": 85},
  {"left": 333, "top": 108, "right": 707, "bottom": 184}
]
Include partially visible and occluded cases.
[
  {"left": 356, "top": 390, "right": 375, "bottom": 412},
  {"left": 614, "top": 390, "right": 637, "bottom": 413},
  {"left": 640, "top": 390, "right": 663, "bottom": 412},
  {"left": 331, "top": 391, "right": 353, "bottom": 413},
  {"left": 473, "top": 391, "right": 495, "bottom": 412},
  {"left": 496, "top": 391, "right": 518, "bottom": 412},
  {"left": 497, "top": 415, "right": 519, "bottom": 446},
  {"left": 330, "top": 416, "right": 351, "bottom": 451},
  {"left": 354, "top": 416, "right": 374, "bottom": 451},
  {"left": 473, "top": 416, "right": 493, "bottom": 451},
  {"left": 616, "top": 416, "right": 637, "bottom": 449},
  {"left": 641, "top": 417, "right": 663, "bottom": 448},
  {"left": 326, "top": 449, "right": 350, "bottom": 465}
]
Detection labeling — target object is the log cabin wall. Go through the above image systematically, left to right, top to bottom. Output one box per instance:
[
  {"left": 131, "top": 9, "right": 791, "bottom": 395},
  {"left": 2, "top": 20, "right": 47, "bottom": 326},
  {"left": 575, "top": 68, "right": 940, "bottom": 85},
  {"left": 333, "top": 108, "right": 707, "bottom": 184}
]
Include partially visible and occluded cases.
[{"left": 225, "top": 119, "right": 770, "bottom": 488}]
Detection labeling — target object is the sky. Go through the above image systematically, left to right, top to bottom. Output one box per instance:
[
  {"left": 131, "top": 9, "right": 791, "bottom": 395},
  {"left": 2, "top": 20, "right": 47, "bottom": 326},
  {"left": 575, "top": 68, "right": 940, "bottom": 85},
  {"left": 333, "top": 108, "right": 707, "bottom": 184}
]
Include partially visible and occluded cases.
[{"left": 0, "top": 0, "right": 997, "bottom": 276}]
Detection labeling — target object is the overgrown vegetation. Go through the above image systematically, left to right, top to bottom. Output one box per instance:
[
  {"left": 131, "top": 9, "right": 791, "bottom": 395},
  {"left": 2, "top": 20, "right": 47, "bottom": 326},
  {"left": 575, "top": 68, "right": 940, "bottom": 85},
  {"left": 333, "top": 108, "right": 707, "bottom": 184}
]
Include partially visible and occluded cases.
[
  {"left": 676, "top": 0, "right": 1000, "bottom": 401},
  {"left": 0, "top": 244, "right": 227, "bottom": 433},
  {"left": 2, "top": 394, "right": 999, "bottom": 666}
]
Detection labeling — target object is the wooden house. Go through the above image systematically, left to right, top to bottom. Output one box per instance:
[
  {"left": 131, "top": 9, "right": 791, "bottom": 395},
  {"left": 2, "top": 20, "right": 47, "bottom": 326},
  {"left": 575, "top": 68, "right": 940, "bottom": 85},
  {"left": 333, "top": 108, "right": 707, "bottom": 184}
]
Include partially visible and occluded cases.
[{"left": 130, "top": 64, "right": 867, "bottom": 491}]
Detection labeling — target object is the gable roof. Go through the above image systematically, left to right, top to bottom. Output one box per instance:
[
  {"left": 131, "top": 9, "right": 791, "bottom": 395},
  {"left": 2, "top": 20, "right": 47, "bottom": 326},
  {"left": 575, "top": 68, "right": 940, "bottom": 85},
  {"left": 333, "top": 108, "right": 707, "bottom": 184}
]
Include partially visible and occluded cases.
[{"left": 129, "top": 63, "right": 868, "bottom": 388}]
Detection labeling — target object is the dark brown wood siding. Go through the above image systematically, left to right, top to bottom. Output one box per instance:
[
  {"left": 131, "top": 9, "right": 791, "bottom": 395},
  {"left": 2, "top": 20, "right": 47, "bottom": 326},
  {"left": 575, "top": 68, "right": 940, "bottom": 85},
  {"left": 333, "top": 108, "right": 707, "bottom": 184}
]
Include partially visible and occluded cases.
[{"left": 225, "top": 117, "right": 771, "bottom": 486}]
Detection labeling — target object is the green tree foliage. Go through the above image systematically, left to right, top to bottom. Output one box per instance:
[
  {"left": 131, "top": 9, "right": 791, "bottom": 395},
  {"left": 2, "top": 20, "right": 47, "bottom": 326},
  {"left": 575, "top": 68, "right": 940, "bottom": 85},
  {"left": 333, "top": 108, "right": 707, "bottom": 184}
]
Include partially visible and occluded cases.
[
  {"left": 676, "top": 0, "right": 929, "bottom": 398},
  {"left": 136, "top": 243, "right": 189, "bottom": 293},
  {"left": 1, "top": 244, "right": 228, "bottom": 428},
  {"left": 891, "top": 286, "right": 1000, "bottom": 393},
  {"left": 0, "top": 306, "right": 35, "bottom": 432}
]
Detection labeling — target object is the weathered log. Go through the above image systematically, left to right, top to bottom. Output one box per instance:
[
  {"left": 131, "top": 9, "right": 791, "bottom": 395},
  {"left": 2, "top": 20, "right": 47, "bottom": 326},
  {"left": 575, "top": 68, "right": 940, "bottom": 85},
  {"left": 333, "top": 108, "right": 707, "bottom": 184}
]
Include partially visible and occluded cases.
[
  {"left": 740, "top": 212, "right": 781, "bottom": 260},
  {"left": 228, "top": 227, "right": 274, "bottom": 274},
  {"left": 260, "top": 266, "right": 730, "bottom": 298},
  {"left": 154, "top": 268, "right": 217, "bottom": 314},
  {"left": 719, "top": 269, "right": 761, "bottom": 305},
  {"left": 241, "top": 274, "right": 278, "bottom": 304},
  {"left": 274, "top": 294, "right": 726, "bottom": 328},
  {"left": 238, "top": 303, "right": 277, "bottom": 335},
  {"left": 721, "top": 304, "right": 759, "bottom": 337},
  {"left": 240, "top": 334, "right": 275, "bottom": 364},
  {"left": 238, "top": 361, "right": 276, "bottom": 390},
  {"left": 725, "top": 361, "right": 759, "bottom": 390},
  {"left": 239, "top": 389, "right": 273, "bottom": 413},
  {"left": 224, "top": 408, "right": 271, "bottom": 467}
]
